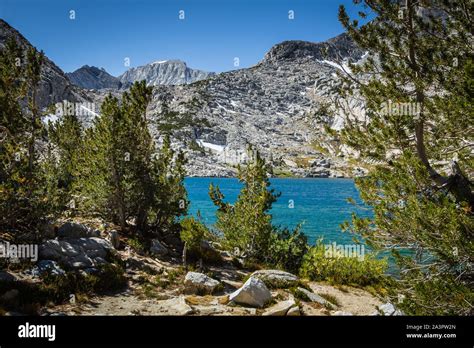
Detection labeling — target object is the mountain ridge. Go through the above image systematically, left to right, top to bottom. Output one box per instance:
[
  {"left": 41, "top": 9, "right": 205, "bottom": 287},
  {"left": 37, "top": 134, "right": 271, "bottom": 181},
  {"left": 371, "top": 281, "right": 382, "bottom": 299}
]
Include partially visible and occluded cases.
[{"left": 0, "top": 19, "right": 90, "bottom": 109}]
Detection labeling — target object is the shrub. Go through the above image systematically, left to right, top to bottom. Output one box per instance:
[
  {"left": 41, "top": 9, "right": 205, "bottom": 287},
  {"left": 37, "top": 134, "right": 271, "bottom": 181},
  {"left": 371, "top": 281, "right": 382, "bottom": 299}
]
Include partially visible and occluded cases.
[
  {"left": 209, "top": 147, "right": 277, "bottom": 261},
  {"left": 180, "top": 216, "right": 210, "bottom": 250},
  {"left": 180, "top": 217, "right": 222, "bottom": 264},
  {"left": 266, "top": 225, "right": 308, "bottom": 274},
  {"left": 126, "top": 237, "right": 145, "bottom": 253},
  {"left": 299, "top": 240, "right": 387, "bottom": 287},
  {"left": 0, "top": 263, "right": 126, "bottom": 314},
  {"left": 41, "top": 263, "right": 126, "bottom": 301},
  {"left": 395, "top": 269, "right": 474, "bottom": 316}
]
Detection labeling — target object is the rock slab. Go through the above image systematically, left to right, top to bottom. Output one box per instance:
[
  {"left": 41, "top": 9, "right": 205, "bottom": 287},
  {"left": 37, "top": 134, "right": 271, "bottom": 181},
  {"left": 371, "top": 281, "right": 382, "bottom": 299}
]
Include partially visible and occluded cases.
[
  {"left": 57, "top": 222, "right": 100, "bottom": 239},
  {"left": 39, "top": 237, "right": 113, "bottom": 269},
  {"left": 150, "top": 239, "right": 169, "bottom": 257},
  {"left": 251, "top": 269, "right": 299, "bottom": 288},
  {"left": 184, "top": 272, "right": 220, "bottom": 295},
  {"left": 229, "top": 277, "right": 272, "bottom": 308},
  {"left": 297, "top": 287, "right": 335, "bottom": 308},
  {"left": 262, "top": 299, "right": 297, "bottom": 316}
]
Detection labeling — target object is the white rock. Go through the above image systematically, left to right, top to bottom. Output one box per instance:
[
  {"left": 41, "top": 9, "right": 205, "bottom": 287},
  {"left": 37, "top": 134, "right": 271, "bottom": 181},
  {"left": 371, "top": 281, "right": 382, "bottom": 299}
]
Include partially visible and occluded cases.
[
  {"left": 119, "top": 60, "right": 213, "bottom": 87},
  {"left": 283, "top": 158, "right": 298, "bottom": 168},
  {"left": 39, "top": 237, "right": 113, "bottom": 269},
  {"left": 32, "top": 260, "right": 66, "bottom": 277},
  {"left": 251, "top": 269, "right": 299, "bottom": 288},
  {"left": 184, "top": 272, "right": 220, "bottom": 295},
  {"left": 229, "top": 277, "right": 272, "bottom": 308},
  {"left": 155, "top": 296, "right": 194, "bottom": 316},
  {"left": 262, "top": 299, "right": 297, "bottom": 316},
  {"left": 372, "top": 302, "right": 404, "bottom": 316},
  {"left": 333, "top": 311, "right": 353, "bottom": 316}
]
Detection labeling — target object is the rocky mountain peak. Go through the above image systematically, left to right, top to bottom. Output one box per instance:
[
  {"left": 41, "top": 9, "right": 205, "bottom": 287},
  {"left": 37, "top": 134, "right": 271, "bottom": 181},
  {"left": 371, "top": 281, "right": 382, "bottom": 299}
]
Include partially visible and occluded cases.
[
  {"left": 262, "top": 32, "right": 365, "bottom": 65},
  {"left": 118, "top": 59, "right": 214, "bottom": 88},
  {"left": 151, "top": 59, "right": 180, "bottom": 65},
  {"left": 66, "top": 65, "right": 121, "bottom": 90}
]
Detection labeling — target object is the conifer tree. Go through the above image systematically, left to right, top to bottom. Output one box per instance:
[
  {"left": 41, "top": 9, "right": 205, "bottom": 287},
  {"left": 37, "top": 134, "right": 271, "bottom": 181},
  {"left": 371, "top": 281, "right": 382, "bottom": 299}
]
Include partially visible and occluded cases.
[
  {"left": 333, "top": 0, "right": 473, "bottom": 314},
  {"left": 0, "top": 39, "right": 51, "bottom": 240},
  {"left": 75, "top": 81, "right": 187, "bottom": 237},
  {"left": 44, "top": 113, "right": 84, "bottom": 215},
  {"left": 210, "top": 146, "right": 307, "bottom": 272},
  {"left": 210, "top": 146, "right": 277, "bottom": 259}
]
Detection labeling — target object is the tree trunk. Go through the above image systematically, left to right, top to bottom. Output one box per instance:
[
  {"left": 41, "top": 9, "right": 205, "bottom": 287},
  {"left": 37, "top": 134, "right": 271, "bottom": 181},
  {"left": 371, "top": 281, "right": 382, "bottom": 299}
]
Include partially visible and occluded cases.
[
  {"left": 407, "top": 0, "right": 473, "bottom": 208},
  {"left": 27, "top": 88, "right": 37, "bottom": 191},
  {"left": 449, "top": 161, "right": 474, "bottom": 209},
  {"left": 112, "top": 164, "right": 127, "bottom": 231},
  {"left": 136, "top": 207, "right": 148, "bottom": 233},
  {"left": 182, "top": 242, "right": 188, "bottom": 271}
]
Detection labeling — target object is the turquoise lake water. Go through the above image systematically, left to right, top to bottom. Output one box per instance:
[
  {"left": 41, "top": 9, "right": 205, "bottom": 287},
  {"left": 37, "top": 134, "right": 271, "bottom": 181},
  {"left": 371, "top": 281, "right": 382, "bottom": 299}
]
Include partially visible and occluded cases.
[{"left": 184, "top": 177, "right": 372, "bottom": 246}]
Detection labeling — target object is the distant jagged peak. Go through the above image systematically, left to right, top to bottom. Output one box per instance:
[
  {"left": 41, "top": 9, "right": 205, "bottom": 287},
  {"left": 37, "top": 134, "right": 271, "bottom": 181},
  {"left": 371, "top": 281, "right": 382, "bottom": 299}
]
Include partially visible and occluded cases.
[
  {"left": 262, "top": 32, "right": 365, "bottom": 65},
  {"left": 118, "top": 59, "right": 214, "bottom": 87},
  {"left": 134, "top": 59, "right": 187, "bottom": 69},
  {"left": 161, "top": 59, "right": 184, "bottom": 64},
  {"left": 66, "top": 65, "right": 121, "bottom": 90},
  {"left": 74, "top": 65, "right": 105, "bottom": 73}
]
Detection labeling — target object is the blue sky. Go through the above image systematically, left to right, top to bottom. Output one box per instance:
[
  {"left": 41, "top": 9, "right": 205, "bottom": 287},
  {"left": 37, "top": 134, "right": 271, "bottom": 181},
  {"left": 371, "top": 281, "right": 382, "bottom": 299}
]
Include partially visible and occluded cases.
[{"left": 0, "top": 0, "right": 370, "bottom": 76}]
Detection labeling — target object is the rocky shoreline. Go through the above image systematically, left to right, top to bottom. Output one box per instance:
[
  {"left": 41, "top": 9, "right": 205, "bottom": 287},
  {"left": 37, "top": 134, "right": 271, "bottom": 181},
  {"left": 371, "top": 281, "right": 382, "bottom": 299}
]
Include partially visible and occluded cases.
[{"left": 183, "top": 153, "right": 368, "bottom": 179}]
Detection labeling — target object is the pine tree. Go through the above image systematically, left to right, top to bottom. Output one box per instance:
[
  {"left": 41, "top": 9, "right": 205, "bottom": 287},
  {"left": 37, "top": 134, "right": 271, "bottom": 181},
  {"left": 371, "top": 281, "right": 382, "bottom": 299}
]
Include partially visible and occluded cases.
[
  {"left": 334, "top": 0, "right": 473, "bottom": 314},
  {"left": 0, "top": 39, "right": 51, "bottom": 240},
  {"left": 0, "top": 39, "right": 25, "bottom": 230},
  {"left": 75, "top": 81, "right": 188, "bottom": 237},
  {"left": 74, "top": 94, "right": 122, "bottom": 225},
  {"left": 42, "top": 113, "right": 84, "bottom": 216},
  {"left": 146, "top": 134, "right": 188, "bottom": 237},
  {"left": 209, "top": 146, "right": 307, "bottom": 272},
  {"left": 210, "top": 146, "right": 277, "bottom": 259}
]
